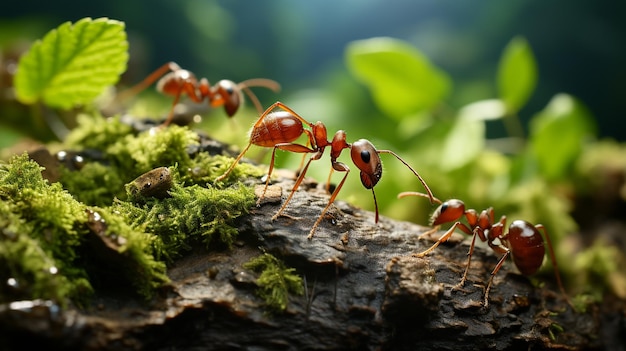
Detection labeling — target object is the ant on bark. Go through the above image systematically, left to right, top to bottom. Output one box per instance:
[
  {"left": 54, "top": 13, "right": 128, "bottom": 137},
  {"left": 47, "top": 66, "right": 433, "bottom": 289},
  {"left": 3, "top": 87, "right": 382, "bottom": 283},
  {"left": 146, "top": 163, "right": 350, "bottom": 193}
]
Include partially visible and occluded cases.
[
  {"left": 115, "top": 62, "right": 280, "bottom": 126},
  {"left": 215, "top": 101, "right": 435, "bottom": 239},
  {"left": 398, "top": 191, "right": 572, "bottom": 308}
]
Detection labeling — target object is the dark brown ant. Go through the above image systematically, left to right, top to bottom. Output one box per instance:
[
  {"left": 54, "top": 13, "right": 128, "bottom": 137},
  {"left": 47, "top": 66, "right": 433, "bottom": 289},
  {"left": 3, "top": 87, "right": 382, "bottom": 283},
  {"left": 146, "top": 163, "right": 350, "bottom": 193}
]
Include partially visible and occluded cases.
[
  {"left": 116, "top": 62, "right": 280, "bottom": 126},
  {"left": 215, "top": 101, "right": 435, "bottom": 239},
  {"left": 398, "top": 191, "right": 571, "bottom": 308}
]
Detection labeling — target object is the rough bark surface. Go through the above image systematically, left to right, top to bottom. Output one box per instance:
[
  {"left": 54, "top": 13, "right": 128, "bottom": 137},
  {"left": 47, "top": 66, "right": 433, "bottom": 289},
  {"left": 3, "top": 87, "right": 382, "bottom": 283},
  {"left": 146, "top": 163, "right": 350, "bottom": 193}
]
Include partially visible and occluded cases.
[{"left": 1, "top": 174, "right": 623, "bottom": 350}]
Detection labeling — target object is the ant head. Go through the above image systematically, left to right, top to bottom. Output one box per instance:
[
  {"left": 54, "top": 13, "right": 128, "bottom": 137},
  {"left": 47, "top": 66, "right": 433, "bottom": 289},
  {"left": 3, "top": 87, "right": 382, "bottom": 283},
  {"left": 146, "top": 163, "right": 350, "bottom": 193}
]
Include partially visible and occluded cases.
[
  {"left": 157, "top": 70, "right": 197, "bottom": 96},
  {"left": 213, "top": 80, "right": 241, "bottom": 117},
  {"left": 350, "top": 139, "right": 382, "bottom": 189},
  {"left": 431, "top": 199, "right": 465, "bottom": 226}
]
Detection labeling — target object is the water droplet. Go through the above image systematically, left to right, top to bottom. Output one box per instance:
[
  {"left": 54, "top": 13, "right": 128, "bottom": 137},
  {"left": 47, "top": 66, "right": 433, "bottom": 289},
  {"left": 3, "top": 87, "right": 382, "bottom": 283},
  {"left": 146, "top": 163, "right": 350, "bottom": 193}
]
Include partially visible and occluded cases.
[{"left": 56, "top": 150, "right": 68, "bottom": 161}]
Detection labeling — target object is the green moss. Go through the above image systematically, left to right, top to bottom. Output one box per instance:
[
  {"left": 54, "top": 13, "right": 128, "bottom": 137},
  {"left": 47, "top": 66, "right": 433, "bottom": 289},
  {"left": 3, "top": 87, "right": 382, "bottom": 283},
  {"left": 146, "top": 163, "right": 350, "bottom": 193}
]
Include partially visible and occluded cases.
[
  {"left": 1, "top": 111, "right": 266, "bottom": 306},
  {"left": 63, "top": 114, "right": 201, "bottom": 190},
  {"left": 64, "top": 114, "right": 134, "bottom": 152},
  {"left": 107, "top": 124, "right": 199, "bottom": 179},
  {"left": 183, "top": 152, "right": 265, "bottom": 186},
  {"left": 0, "top": 153, "right": 91, "bottom": 304},
  {"left": 0, "top": 153, "right": 171, "bottom": 304},
  {"left": 60, "top": 162, "right": 126, "bottom": 206},
  {"left": 114, "top": 180, "right": 256, "bottom": 261},
  {"left": 0, "top": 201, "right": 76, "bottom": 303},
  {"left": 574, "top": 238, "right": 626, "bottom": 300},
  {"left": 243, "top": 253, "right": 304, "bottom": 312}
]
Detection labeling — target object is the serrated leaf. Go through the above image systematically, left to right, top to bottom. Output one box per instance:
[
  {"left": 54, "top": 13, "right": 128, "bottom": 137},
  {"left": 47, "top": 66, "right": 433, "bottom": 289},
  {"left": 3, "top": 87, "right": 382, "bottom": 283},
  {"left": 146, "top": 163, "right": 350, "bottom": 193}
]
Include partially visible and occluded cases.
[
  {"left": 15, "top": 17, "right": 128, "bottom": 109},
  {"left": 497, "top": 36, "right": 537, "bottom": 114},
  {"left": 345, "top": 37, "right": 450, "bottom": 119},
  {"left": 530, "top": 93, "right": 597, "bottom": 181}
]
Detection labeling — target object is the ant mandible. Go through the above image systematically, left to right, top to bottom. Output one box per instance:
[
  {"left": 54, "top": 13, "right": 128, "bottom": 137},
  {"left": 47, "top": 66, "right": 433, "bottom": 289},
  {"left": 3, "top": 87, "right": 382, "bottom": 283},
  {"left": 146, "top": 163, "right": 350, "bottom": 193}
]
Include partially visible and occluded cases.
[
  {"left": 116, "top": 62, "right": 280, "bottom": 126},
  {"left": 215, "top": 101, "right": 435, "bottom": 239},
  {"left": 397, "top": 191, "right": 571, "bottom": 308}
]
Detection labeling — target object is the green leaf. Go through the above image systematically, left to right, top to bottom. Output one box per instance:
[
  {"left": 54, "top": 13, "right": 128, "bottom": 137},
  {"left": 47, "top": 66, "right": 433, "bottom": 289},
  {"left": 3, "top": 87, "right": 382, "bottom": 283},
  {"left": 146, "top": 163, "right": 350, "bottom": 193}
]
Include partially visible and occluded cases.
[
  {"left": 14, "top": 17, "right": 128, "bottom": 109},
  {"left": 497, "top": 36, "right": 537, "bottom": 114},
  {"left": 345, "top": 37, "right": 451, "bottom": 119},
  {"left": 530, "top": 93, "right": 597, "bottom": 181},
  {"left": 457, "top": 99, "right": 506, "bottom": 122},
  {"left": 439, "top": 114, "right": 485, "bottom": 171}
]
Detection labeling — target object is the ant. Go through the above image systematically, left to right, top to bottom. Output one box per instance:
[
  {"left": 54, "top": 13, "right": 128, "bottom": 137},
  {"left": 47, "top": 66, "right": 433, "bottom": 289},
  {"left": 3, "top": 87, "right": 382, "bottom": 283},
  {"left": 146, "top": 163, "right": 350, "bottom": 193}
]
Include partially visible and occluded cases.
[
  {"left": 115, "top": 61, "right": 280, "bottom": 126},
  {"left": 215, "top": 101, "right": 435, "bottom": 239},
  {"left": 397, "top": 191, "right": 571, "bottom": 308}
]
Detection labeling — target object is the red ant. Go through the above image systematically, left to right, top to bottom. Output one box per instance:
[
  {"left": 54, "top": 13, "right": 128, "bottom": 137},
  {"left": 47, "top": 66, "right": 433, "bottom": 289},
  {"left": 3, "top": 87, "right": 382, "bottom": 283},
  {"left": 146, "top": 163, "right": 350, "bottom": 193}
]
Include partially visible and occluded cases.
[
  {"left": 116, "top": 61, "right": 280, "bottom": 126},
  {"left": 215, "top": 101, "right": 435, "bottom": 239},
  {"left": 397, "top": 191, "right": 571, "bottom": 308}
]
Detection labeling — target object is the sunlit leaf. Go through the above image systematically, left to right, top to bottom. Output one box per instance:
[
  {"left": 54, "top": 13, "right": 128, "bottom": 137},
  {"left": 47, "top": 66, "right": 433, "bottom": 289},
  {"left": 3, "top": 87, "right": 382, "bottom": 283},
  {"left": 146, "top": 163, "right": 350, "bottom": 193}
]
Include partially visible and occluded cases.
[
  {"left": 15, "top": 17, "right": 128, "bottom": 109},
  {"left": 497, "top": 36, "right": 537, "bottom": 114},
  {"left": 345, "top": 37, "right": 451, "bottom": 119},
  {"left": 530, "top": 93, "right": 597, "bottom": 181},
  {"left": 458, "top": 99, "right": 506, "bottom": 121},
  {"left": 439, "top": 114, "right": 485, "bottom": 171}
]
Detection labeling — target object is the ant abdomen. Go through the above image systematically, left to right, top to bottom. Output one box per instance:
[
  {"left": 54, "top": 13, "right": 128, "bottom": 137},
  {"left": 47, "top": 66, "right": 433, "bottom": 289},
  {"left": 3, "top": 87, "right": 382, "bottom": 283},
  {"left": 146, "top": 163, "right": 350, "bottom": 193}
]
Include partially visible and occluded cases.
[
  {"left": 250, "top": 111, "right": 305, "bottom": 147},
  {"left": 507, "top": 220, "right": 546, "bottom": 276}
]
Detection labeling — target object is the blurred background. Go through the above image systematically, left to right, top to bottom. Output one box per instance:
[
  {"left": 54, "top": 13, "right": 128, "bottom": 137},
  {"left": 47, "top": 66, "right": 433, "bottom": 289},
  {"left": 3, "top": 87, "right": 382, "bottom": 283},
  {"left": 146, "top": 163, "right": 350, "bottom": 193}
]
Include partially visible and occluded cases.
[
  {"left": 2, "top": 0, "right": 626, "bottom": 300},
  {"left": 2, "top": 0, "right": 625, "bottom": 136}
]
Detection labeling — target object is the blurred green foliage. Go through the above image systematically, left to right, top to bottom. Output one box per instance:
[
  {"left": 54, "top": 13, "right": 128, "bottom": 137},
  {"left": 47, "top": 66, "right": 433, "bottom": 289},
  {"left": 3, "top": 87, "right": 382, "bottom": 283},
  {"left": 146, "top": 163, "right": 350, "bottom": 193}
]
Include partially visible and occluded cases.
[
  {"left": 338, "top": 35, "right": 624, "bottom": 302},
  {"left": 346, "top": 37, "right": 451, "bottom": 120},
  {"left": 497, "top": 37, "right": 537, "bottom": 117}
]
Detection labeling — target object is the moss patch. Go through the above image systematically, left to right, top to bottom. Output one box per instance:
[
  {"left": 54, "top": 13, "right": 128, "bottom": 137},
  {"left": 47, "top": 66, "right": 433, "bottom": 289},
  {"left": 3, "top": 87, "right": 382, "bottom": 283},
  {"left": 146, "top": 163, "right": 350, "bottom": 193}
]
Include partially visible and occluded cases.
[
  {"left": 1, "top": 114, "right": 264, "bottom": 306},
  {"left": 115, "top": 180, "right": 256, "bottom": 262},
  {"left": 244, "top": 253, "right": 304, "bottom": 312}
]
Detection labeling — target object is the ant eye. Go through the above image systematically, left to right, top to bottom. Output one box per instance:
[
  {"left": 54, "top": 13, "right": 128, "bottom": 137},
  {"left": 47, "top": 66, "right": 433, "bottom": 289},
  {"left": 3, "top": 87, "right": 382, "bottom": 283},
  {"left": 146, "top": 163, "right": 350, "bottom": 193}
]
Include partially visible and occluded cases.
[
  {"left": 360, "top": 150, "right": 371, "bottom": 163},
  {"left": 440, "top": 202, "right": 449, "bottom": 213}
]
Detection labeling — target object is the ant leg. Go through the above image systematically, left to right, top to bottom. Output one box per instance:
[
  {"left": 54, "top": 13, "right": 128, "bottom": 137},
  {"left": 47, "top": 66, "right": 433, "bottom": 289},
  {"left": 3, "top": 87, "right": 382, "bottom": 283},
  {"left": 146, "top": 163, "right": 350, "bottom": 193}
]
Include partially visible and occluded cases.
[
  {"left": 116, "top": 62, "right": 181, "bottom": 104},
  {"left": 160, "top": 81, "right": 201, "bottom": 127},
  {"left": 160, "top": 87, "right": 184, "bottom": 127},
  {"left": 294, "top": 138, "right": 312, "bottom": 178},
  {"left": 214, "top": 143, "right": 253, "bottom": 183},
  {"left": 257, "top": 146, "right": 280, "bottom": 206},
  {"left": 271, "top": 149, "right": 322, "bottom": 220},
  {"left": 308, "top": 162, "right": 350, "bottom": 240},
  {"left": 324, "top": 168, "right": 335, "bottom": 193},
  {"left": 414, "top": 222, "right": 471, "bottom": 257},
  {"left": 536, "top": 224, "right": 574, "bottom": 309},
  {"left": 417, "top": 225, "right": 441, "bottom": 241},
  {"left": 454, "top": 231, "right": 479, "bottom": 290},
  {"left": 483, "top": 248, "right": 510, "bottom": 308}
]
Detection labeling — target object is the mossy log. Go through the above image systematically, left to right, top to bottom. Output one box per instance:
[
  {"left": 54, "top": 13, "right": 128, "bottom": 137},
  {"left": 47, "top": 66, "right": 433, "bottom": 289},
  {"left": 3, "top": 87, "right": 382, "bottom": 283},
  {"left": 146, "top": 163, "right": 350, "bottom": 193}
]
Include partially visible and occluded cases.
[{"left": 0, "top": 173, "right": 621, "bottom": 350}]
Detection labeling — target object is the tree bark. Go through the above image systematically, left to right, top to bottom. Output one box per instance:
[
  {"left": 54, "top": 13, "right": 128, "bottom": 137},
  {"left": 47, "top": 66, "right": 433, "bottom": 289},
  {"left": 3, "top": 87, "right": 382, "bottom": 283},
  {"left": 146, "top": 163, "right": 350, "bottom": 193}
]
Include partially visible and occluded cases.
[{"left": 0, "top": 174, "right": 621, "bottom": 350}]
